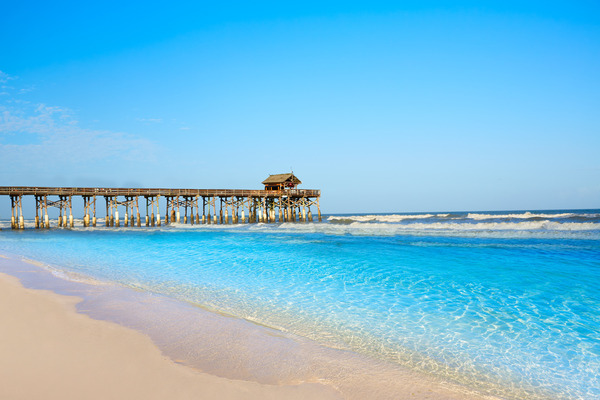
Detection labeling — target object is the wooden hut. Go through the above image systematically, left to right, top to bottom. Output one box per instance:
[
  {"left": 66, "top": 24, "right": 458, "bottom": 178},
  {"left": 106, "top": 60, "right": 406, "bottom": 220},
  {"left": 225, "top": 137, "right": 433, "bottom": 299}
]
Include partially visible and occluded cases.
[{"left": 262, "top": 173, "right": 302, "bottom": 191}]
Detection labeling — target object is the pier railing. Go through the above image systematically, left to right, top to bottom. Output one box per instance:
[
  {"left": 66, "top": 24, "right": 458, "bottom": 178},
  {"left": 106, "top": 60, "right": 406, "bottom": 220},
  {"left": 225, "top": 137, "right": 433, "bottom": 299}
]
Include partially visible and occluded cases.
[{"left": 0, "top": 187, "right": 320, "bottom": 197}]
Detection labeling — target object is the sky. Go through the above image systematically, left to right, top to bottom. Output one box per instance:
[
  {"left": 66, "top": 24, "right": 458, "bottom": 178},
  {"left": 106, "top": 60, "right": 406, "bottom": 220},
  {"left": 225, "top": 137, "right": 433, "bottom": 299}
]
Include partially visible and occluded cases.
[{"left": 1, "top": 1, "right": 599, "bottom": 213}]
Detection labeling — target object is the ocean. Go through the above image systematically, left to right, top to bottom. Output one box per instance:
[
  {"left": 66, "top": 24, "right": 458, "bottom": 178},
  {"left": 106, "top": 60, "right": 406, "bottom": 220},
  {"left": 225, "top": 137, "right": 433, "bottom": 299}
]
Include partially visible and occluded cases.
[{"left": 1, "top": 209, "right": 599, "bottom": 399}]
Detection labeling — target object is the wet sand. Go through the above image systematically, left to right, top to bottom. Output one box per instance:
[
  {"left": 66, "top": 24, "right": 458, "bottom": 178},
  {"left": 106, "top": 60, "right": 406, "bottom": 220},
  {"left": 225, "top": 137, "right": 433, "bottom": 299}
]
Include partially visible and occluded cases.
[{"left": 0, "top": 270, "right": 344, "bottom": 399}]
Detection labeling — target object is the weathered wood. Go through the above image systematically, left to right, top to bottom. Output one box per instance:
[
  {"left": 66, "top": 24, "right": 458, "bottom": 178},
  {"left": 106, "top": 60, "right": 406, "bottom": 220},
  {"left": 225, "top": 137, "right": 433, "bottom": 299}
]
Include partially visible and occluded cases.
[
  {"left": 0, "top": 186, "right": 321, "bottom": 228},
  {"left": 0, "top": 187, "right": 320, "bottom": 198}
]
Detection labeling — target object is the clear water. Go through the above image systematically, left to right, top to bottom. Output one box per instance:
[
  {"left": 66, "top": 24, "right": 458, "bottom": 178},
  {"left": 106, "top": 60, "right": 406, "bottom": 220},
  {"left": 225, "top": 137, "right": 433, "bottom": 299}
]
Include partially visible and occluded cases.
[{"left": 1, "top": 209, "right": 599, "bottom": 399}]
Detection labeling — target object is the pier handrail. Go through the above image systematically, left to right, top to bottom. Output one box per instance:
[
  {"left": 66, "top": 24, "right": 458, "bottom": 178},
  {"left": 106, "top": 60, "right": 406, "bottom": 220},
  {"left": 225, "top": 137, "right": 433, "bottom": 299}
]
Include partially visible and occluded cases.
[{"left": 0, "top": 186, "right": 320, "bottom": 197}]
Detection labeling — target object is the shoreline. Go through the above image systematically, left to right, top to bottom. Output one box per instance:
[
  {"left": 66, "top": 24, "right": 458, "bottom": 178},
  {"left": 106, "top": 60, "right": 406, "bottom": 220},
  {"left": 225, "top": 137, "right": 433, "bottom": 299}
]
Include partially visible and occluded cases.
[
  {"left": 0, "top": 252, "right": 498, "bottom": 400},
  {"left": 0, "top": 267, "right": 342, "bottom": 400}
]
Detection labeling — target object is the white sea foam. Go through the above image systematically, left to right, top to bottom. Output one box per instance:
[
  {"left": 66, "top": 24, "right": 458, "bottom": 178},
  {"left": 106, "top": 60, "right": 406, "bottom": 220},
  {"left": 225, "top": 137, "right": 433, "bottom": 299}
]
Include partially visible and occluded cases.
[
  {"left": 320, "top": 211, "right": 600, "bottom": 239},
  {"left": 329, "top": 212, "right": 598, "bottom": 224},
  {"left": 466, "top": 212, "right": 578, "bottom": 220},
  {"left": 328, "top": 214, "right": 442, "bottom": 223},
  {"left": 245, "top": 220, "right": 600, "bottom": 241},
  {"left": 348, "top": 220, "right": 600, "bottom": 231}
]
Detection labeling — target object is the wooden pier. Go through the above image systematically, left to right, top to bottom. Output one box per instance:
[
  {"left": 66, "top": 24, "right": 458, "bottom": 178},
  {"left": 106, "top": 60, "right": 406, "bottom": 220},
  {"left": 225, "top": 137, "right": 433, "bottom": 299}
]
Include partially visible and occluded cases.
[{"left": 0, "top": 174, "right": 321, "bottom": 229}]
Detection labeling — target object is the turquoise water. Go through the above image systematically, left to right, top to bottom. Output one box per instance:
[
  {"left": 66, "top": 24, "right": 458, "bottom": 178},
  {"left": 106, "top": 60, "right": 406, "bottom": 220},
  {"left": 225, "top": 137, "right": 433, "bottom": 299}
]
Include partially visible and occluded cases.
[{"left": 1, "top": 210, "right": 599, "bottom": 399}]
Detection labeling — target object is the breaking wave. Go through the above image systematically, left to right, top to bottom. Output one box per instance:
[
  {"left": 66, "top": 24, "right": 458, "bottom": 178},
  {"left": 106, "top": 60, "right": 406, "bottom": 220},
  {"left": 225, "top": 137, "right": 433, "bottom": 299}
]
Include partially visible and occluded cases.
[{"left": 323, "top": 210, "right": 600, "bottom": 239}]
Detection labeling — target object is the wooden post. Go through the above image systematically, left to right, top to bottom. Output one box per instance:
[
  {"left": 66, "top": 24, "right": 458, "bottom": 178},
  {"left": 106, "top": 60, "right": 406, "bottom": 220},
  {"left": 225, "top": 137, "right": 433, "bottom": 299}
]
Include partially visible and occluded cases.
[
  {"left": 10, "top": 196, "right": 15, "bottom": 229},
  {"left": 13, "top": 196, "right": 18, "bottom": 229},
  {"left": 18, "top": 196, "right": 24, "bottom": 229},
  {"left": 35, "top": 196, "right": 40, "bottom": 228},
  {"left": 44, "top": 196, "right": 49, "bottom": 228},
  {"left": 68, "top": 196, "right": 74, "bottom": 228},
  {"left": 82, "top": 196, "right": 88, "bottom": 227},
  {"left": 92, "top": 196, "right": 97, "bottom": 227},
  {"left": 156, "top": 196, "right": 161, "bottom": 227},
  {"left": 59, "top": 197, "right": 64, "bottom": 228},
  {"left": 84, "top": 197, "right": 89, "bottom": 228},
  {"left": 87, "top": 197, "right": 92, "bottom": 227},
  {"left": 104, "top": 197, "right": 109, "bottom": 227},
  {"left": 129, "top": 197, "right": 135, "bottom": 227},
  {"left": 135, "top": 197, "right": 141, "bottom": 227},
  {"left": 145, "top": 197, "right": 150, "bottom": 226},
  {"left": 165, "top": 197, "right": 171, "bottom": 224},
  {"left": 171, "top": 197, "right": 177, "bottom": 224},
  {"left": 206, "top": 197, "right": 211, "bottom": 225},
  {"left": 317, "top": 197, "right": 322, "bottom": 222},
  {"left": 110, "top": 198, "right": 115, "bottom": 227},
  {"left": 151, "top": 198, "right": 155, "bottom": 227},
  {"left": 213, "top": 198, "right": 217, "bottom": 224},
  {"left": 219, "top": 198, "right": 223, "bottom": 224},
  {"left": 255, "top": 198, "right": 259, "bottom": 223},
  {"left": 124, "top": 199, "right": 129, "bottom": 227},
  {"left": 233, "top": 199, "right": 238, "bottom": 224},
  {"left": 259, "top": 199, "right": 264, "bottom": 223},
  {"left": 62, "top": 200, "right": 67, "bottom": 228},
  {"left": 184, "top": 200, "right": 188, "bottom": 224},
  {"left": 190, "top": 200, "right": 194, "bottom": 225},
  {"left": 302, "top": 202, "right": 306, "bottom": 223},
  {"left": 115, "top": 204, "right": 120, "bottom": 228}
]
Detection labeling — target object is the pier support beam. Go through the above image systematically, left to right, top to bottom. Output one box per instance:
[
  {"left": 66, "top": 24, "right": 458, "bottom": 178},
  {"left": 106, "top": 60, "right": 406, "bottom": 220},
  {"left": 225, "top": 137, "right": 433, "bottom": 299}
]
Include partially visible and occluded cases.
[
  {"left": 10, "top": 195, "right": 23, "bottom": 229},
  {"left": 34, "top": 196, "right": 41, "bottom": 228},
  {"left": 43, "top": 196, "right": 49, "bottom": 228},
  {"left": 68, "top": 196, "right": 74, "bottom": 228},
  {"left": 135, "top": 197, "right": 141, "bottom": 227},
  {"left": 165, "top": 197, "right": 171, "bottom": 225},
  {"left": 317, "top": 197, "right": 322, "bottom": 222}
]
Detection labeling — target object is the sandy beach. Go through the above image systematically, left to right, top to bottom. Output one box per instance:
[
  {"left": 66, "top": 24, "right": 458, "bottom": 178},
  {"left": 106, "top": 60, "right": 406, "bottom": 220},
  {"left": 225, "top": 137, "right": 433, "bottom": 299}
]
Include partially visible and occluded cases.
[
  {"left": 0, "top": 249, "right": 506, "bottom": 400},
  {"left": 0, "top": 271, "right": 343, "bottom": 400}
]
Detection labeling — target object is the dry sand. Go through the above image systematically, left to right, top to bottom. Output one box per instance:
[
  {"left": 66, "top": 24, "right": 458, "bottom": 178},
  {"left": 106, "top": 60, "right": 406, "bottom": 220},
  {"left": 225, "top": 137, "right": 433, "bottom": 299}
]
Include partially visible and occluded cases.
[{"left": 0, "top": 272, "right": 343, "bottom": 400}]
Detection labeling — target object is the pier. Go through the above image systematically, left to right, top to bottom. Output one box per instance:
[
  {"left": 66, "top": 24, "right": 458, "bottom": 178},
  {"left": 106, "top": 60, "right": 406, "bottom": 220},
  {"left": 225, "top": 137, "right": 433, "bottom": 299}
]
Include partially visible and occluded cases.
[{"left": 0, "top": 174, "right": 321, "bottom": 229}]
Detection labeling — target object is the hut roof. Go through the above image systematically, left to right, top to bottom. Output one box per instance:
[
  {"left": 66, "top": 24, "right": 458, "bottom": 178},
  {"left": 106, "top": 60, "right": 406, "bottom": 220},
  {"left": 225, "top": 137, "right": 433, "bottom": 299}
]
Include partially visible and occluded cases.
[{"left": 262, "top": 173, "right": 302, "bottom": 185}]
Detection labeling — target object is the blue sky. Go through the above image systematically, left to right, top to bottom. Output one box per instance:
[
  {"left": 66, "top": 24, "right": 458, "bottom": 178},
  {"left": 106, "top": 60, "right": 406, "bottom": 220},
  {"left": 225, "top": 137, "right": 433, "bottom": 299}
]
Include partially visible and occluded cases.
[{"left": 1, "top": 1, "right": 599, "bottom": 212}]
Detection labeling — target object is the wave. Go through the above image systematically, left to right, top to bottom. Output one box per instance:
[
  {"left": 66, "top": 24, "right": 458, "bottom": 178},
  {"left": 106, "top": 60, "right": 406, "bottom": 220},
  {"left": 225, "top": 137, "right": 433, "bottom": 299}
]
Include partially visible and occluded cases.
[
  {"left": 328, "top": 211, "right": 600, "bottom": 225},
  {"left": 466, "top": 212, "right": 578, "bottom": 220},
  {"left": 3, "top": 214, "right": 600, "bottom": 239},
  {"left": 328, "top": 214, "right": 444, "bottom": 223},
  {"left": 258, "top": 219, "right": 600, "bottom": 240},
  {"left": 347, "top": 220, "right": 600, "bottom": 231}
]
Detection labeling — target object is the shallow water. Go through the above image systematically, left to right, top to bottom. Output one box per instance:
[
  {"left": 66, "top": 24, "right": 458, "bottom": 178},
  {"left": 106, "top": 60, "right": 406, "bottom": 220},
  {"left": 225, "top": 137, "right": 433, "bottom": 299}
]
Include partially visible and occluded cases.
[{"left": 1, "top": 209, "right": 599, "bottom": 399}]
